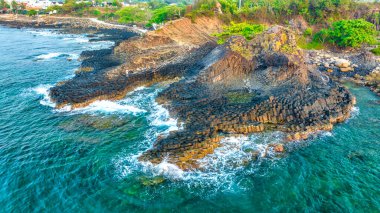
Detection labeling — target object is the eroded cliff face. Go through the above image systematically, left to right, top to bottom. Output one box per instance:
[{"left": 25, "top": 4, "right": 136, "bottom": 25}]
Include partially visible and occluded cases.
[
  {"left": 49, "top": 17, "right": 223, "bottom": 108},
  {"left": 49, "top": 19, "right": 355, "bottom": 170},
  {"left": 138, "top": 26, "right": 355, "bottom": 169}
]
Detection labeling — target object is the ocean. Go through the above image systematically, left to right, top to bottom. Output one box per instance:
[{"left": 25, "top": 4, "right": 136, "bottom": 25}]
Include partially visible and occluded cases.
[{"left": 0, "top": 25, "right": 379, "bottom": 212}]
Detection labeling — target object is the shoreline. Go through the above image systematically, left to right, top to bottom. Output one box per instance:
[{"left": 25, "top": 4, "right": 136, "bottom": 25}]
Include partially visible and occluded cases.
[
  {"left": 0, "top": 14, "right": 147, "bottom": 35},
  {"left": 3, "top": 15, "right": 378, "bottom": 170}
]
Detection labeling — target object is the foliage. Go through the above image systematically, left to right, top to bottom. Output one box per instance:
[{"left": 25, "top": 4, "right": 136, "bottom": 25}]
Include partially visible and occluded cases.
[
  {"left": 0, "top": 0, "right": 10, "bottom": 9},
  {"left": 11, "top": 0, "right": 17, "bottom": 13},
  {"left": 61, "top": 0, "right": 91, "bottom": 14},
  {"left": 112, "top": 0, "right": 122, "bottom": 8},
  {"left": 148, "top": 0, "right": 167, "bottom": 9},
  {"left": 186, "top": 0, "right": 238, "bottom": 22},
  {"left": 230, "top": 0, "right": 358, "bottom": 24},
  {"left": 46, "top": 5, "right": 63, "bottom": 13},
  {"left": 149, "top": 5, "right": 185, "bottom": 24},
  {"left": 116, "top": 6, "right": 152, "bottom": 24},
  {"left": 27, "top": 9, "right": 37, "bottom": 16},
  {"left": 92, "top": 9, "right": 101, "bottom": 16},
  {"left": 100, "top": 12, "right": 116, "bottom": 21},
  {"left": 313, "top": 19, "right": 376, "bottom": 47},
  {"left": 328, "top": 19, "right": 376, "bottom": 47},
  {"left": 213, "top": 22, "right": 266, "bottom": 44},
  {"left": 303, "top": 27, "right": 312, "bottom": 36},
  {"left": 313, "top": 29, "right": 330, "bottom": 44},
  {"left": 297, "top": 36, "right": 324, "bottom": 50},
  {"left": 370, "top": 46, "right": 380, "bottom": 56},
  {"left": 225, "top": 91, "right": 254, "bottom": 104}
]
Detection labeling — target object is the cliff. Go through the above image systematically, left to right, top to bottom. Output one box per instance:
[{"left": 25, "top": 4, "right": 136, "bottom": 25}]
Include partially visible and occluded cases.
[{"left": 49, "top": 17, "right": 223, "bottom": 108}]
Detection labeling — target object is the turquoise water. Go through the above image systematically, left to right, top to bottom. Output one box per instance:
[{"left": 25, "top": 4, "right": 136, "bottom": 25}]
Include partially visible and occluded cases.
[{"left": 0, "top": 26, "right": 379, "bottom": 212}]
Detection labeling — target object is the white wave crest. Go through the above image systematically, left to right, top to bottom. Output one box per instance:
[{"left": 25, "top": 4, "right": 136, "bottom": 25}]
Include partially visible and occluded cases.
[
  {"left": 27, "top": 30, "right": 59, "bottom": 37},
  {"left": 63, "top": 37, "right": 89, "bottom": 43},
  {"left": 35, "top": 52, "right": 80, "bottom": 61},
  {"left": 35, "top": 53, "right": 63, "bottom": 60},
  {"left": 32, "top": 84, "right": 55, "bottom": 107},
  {"left": 72, "top": 100, "right": 146, "bottom": 115},
  {"left": 350, "top": 106, "right": 360, "bottom": 119},
  {"left": 114, "top": 131, "right": 286, "bottom": 194}
]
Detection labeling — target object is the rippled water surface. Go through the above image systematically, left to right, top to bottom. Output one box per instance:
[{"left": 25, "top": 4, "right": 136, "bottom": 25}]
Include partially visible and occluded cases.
[{"left": 0, "top": 26, "right": 379, "bottom": 212}]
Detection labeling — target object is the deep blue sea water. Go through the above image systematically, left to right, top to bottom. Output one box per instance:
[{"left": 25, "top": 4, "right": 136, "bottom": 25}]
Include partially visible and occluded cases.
[{"left": 0, "top": 25, "right": 379, "bottom": 212}]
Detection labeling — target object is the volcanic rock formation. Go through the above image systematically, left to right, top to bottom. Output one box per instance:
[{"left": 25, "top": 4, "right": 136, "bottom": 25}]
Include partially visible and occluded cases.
[
  {"left": 50, "top": 17, "right": 223, "bottom": 108},
  {"left": 49, "top": 18, "right": 355, "bottom": 170},
  {"left": 138, "top": 26, "right": 355, "bottom": 169}
]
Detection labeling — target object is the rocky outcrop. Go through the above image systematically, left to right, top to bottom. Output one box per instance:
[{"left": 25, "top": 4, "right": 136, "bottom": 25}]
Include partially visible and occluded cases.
[
  {"left": 50, "top": 17, "right": 223, "bottom": 108},
  {"left": 49, "top": 19, "right": 355, "bottom": 170},
  {"left": 139, "top": 26, "right": 355, "bottom": 169},
  {"left": 307, "top": 48, "right": 380, "bottom": 96}
]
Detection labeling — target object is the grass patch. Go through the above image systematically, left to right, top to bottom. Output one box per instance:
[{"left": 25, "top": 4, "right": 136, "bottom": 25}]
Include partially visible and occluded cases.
[
  {"left": 213, "top": 22, "right": 266, "bottom": 44},
  {"left": 297, "top": 36, "right": 324, "bottom": 50},
  {"left": 225, "top": 91, "right": 255, "bottom": 104}
]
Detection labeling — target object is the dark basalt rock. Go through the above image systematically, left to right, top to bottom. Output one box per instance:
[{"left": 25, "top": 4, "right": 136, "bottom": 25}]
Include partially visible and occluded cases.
[
  {"left": 50, "top": 24, "right": 355, "bottom": 170},
  {"left": 138, "top": 26, "right": 355, "bottom": 169}
]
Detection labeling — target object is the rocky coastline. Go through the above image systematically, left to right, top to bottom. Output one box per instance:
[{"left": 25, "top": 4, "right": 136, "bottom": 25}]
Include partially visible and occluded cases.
[
  {"left": 5, "top": 14, "right": 377, "bottom": 170},
  {"left": 48, "top": 16, "right": 371, "bottom": 170}
]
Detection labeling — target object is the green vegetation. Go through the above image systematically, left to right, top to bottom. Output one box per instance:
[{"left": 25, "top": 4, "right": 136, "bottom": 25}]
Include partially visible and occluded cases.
[
  {"left": 0, "top": 0, "right": 10, "bottom": 9},
  {"left": 45, "top": 0, "right": 121, "bottom": 17},
  {"left": 115, "top": 1, "right": 187, "bottom": 26},
  {"left": 149, "top": 5, "right": 185, "bottom": 25},
  {"left": 115, "top": 6, "right": 151, "bottom": 24},
  {"left": 27, "top": 9, "right": 37, "bottom": 17},
  {"left": 313, "top": 19, "right": 376, "bottom": 48},
  {"left": 213, "top": 22, "right": 265, "bottom": 44},
  {"left": 303, "top": 27, "right": 312, "bottom": 36},
  {"left": 297, "top": 37, "right": 324, "bottom": 50},
  {"left": 371, "top": 46, "right": 380, "bottom": 56},
  {"left": 225, "top": 91, "right": 254, "bottom": 104}
]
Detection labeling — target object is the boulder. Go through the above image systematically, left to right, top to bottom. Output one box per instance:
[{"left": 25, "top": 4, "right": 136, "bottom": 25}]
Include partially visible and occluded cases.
[
  {"left": 335, "top": 59, "right": 351, "bottom": 68},
  {"left": 340, "top": 67, "right": 353, "bottom": 72},
  {"left": 274, "top": 144, "right": 285, "bottom": 152}
]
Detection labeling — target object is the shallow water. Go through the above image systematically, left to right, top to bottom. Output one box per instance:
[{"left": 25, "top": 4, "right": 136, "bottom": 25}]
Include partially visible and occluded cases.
[{"left": 0, "top": 26, "right": 379, "bottom": 212}]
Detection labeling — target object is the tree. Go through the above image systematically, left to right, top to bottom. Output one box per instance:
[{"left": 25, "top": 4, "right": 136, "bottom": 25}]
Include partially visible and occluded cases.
[
  {"left": 0, "top": 0, "right": 9, "bottom": 9},
  {"left": 11, "top": 0, "right": 17, "bottom": 14},
  {"left": 112, "top": 0, "right": 122, "bottom": 8},
  {"left": 149, "top": 5, "right": 185, "bottom": 24},
  {"left": 115, "top": 6, "right": 152, "bottom": 24},
  {"left": 27, "top": 9, "right": 37, "bottom": 16}
]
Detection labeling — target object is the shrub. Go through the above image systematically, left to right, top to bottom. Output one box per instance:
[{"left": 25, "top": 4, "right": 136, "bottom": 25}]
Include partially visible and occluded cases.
[
  {"left": 46, "top": 5, "right": 62, "bottom": 14},
  {"left": 149, "top": 5, "right": 185, "bottom": 24},
  {"left": 116, "top": 6, "right": 152, "bottom": 24},
  {"left": 27, "top": 9, "right": 37, "bottom": 16},
  {"left": 92, "top": 9, "right": 101, "bottom": 17},
  {"left": 313, "top": 19, "right": 376, "bottom": 48},
  {"left": 330, "top": 19, "right": 376, "bottom": 47},
  {"left": 213, "top": 22, "right": 266, "bottom": 44},
  {"left": 303, "top": 27, "right": 312, "bottom": 36},
  {"left": 313, "top": 28, "right": 330, "bottom": 44},
  {"left": 371, "top": 46, "right": 380, "bottom": 56}
]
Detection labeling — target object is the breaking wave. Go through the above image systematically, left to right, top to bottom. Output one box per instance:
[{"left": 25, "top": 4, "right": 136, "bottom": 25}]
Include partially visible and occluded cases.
[
  {"left": 35, "top": 53, "right": 79, "bottom": 60},
  {"left": 32, "top": 84, "right": 55, "bottom": 107},
  {"left": 71, "top": 100, "right": 146, "bottom": 115},
  {"left": 114, "top": 131, "right": 286, "bottom": 193}
]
